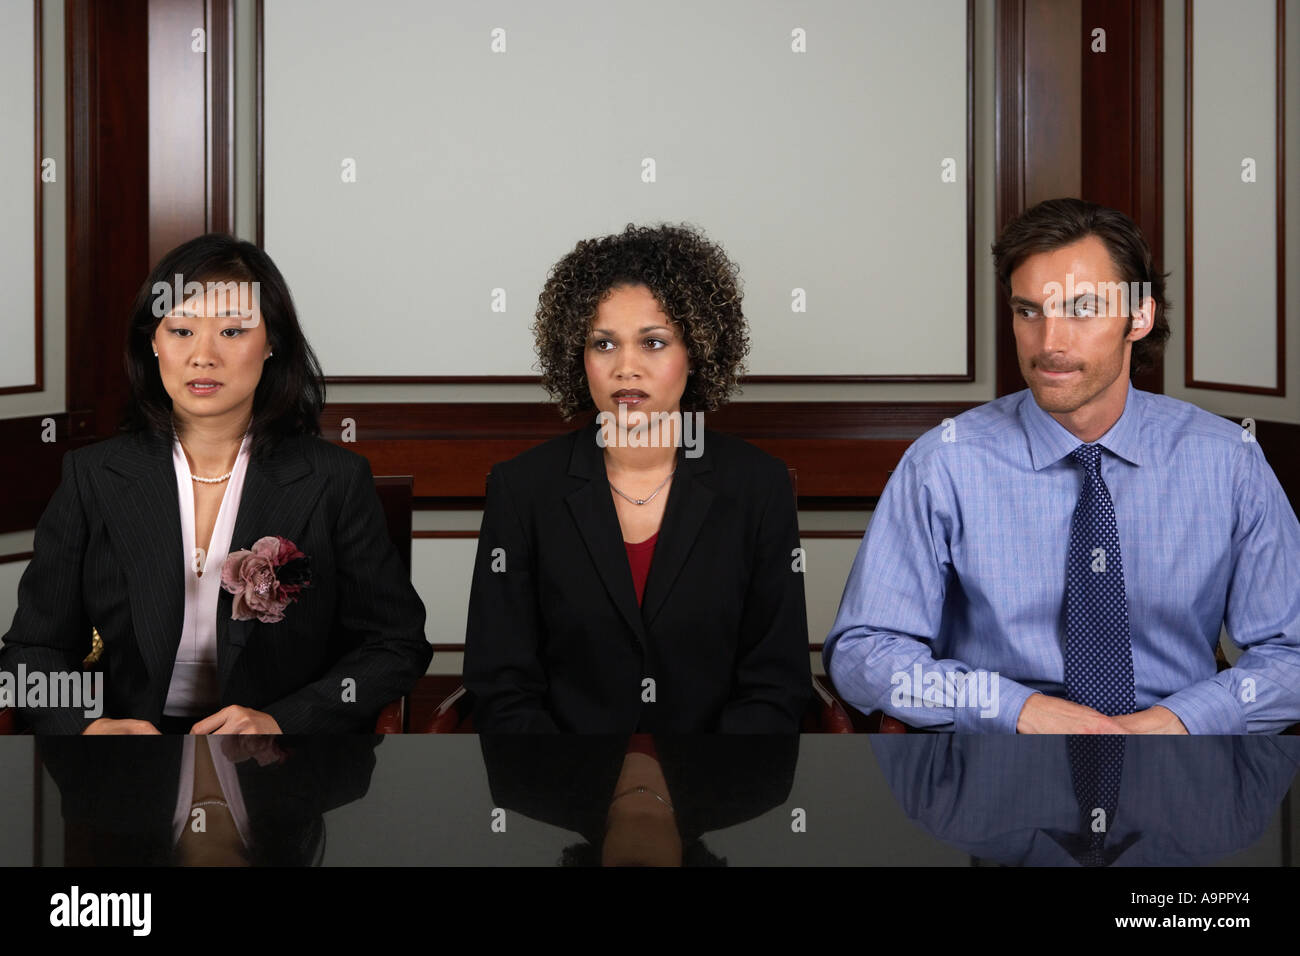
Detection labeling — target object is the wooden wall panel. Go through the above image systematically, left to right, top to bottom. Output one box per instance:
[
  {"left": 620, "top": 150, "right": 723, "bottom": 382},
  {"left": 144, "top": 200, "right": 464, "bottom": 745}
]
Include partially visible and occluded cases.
[
  {"left": 66, "top": 0, "right": 150, "bottom": 439},
  {"left": 996, "top": 0, "right": 1164, "bottom": 397}
]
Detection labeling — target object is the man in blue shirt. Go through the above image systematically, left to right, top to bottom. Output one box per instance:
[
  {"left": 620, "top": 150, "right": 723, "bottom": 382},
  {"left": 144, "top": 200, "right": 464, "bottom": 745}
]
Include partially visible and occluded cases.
[{"left": 824, "top": 198, "right": 1300, "bottom": 734}]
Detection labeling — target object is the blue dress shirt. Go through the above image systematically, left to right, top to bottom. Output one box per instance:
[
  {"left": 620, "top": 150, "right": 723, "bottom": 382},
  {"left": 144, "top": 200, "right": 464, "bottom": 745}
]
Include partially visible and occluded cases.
[{"left": 824, "top": 385, "right": 1300, "bottom": 734}]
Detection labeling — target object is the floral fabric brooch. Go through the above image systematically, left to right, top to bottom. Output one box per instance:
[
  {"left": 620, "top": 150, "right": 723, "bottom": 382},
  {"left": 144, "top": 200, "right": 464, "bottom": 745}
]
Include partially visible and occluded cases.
[{"left": 220, "top": 536, "right": 312, "bottom": 624}]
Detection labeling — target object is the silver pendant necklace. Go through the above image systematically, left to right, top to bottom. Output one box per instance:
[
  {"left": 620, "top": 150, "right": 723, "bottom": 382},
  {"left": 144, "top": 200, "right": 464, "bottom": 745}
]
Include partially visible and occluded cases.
[{"left": 609, "top": 467, "right": 676, "bottom": 506}]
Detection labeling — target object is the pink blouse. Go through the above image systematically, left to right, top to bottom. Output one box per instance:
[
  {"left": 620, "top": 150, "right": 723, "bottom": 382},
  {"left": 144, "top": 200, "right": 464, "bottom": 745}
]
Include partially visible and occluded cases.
[{"left": 164, "top": 434, "right": 252, "bottom": 718}]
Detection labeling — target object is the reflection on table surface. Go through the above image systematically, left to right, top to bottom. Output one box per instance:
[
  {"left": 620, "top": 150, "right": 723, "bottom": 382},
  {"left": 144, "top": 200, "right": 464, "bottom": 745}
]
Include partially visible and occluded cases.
[{"left": 0, "top": 735, "right": 1295, "bottom": 866}]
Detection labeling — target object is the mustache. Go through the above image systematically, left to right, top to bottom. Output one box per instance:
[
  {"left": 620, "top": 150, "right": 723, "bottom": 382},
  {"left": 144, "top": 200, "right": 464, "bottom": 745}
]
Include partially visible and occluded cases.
[{"left": 1032, "top": 356, "right": 1083, "bottom": 372}]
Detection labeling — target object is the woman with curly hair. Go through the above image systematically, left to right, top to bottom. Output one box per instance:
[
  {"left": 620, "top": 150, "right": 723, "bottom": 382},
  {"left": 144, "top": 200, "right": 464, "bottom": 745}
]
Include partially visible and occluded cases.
[{"left": 464, "top": 223, "right": 810, "bottom": 733}]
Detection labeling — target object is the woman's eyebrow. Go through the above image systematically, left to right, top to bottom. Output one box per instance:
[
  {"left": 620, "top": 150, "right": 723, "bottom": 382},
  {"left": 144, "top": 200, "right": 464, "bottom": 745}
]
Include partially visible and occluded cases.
[{"left": 591, "top": 325, "right": 672, "bottom": 334}]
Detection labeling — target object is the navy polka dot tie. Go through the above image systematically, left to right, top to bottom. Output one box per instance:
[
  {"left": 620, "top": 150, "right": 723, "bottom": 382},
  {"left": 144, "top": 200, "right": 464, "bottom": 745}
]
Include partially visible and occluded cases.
[
  {"left": 1064, "top": 443, "right": 1134, "bottom": 866},
  {"left": 1064, "top": 443, "right": 1136, "bottom": 714},
  {"left": 1061, "top": 733, "right": 1129, "bottom": 866},
  {"left": 1065, "top": 734, "right": 1124, "bottom": 865}
]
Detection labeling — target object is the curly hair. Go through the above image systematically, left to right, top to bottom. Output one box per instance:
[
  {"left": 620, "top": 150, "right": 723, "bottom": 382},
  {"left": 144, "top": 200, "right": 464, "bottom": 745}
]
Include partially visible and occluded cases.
[{"left": 532, "top": 223, "right": 750, "bottom": 420}]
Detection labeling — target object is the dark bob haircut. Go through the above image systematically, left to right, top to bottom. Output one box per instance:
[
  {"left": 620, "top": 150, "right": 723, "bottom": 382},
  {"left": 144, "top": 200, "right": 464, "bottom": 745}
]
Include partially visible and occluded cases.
[
  {"left": 991, "top": 197, "right": 1171, "bottom": 376},
  {"left": 532, "top": 222, "right": 750, "bottom": 420},
  {"left": 121, "top": 233, "right": 324, "bottom": 453}
]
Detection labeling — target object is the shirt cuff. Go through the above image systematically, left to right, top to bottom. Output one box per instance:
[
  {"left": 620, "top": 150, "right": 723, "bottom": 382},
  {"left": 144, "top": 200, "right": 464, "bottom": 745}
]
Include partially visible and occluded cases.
[
  {"left": 954, "top": 674, "right": 1036, "bottom": 734},
  {"left": 1157, "top": 680, "right": 1247, "bottom": 735}
]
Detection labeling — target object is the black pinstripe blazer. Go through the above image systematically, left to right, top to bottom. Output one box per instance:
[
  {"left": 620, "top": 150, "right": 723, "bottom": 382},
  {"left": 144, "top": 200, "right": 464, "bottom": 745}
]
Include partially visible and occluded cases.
[{"left": 0, "top": 430, "right": 430, "bottom": 734}]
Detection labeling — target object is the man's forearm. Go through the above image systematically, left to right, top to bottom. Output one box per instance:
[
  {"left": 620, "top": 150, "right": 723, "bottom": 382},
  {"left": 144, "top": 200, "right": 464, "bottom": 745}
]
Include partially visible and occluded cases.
[{"left": 827, "top": 630, "right": 1035, "bottom": 733}]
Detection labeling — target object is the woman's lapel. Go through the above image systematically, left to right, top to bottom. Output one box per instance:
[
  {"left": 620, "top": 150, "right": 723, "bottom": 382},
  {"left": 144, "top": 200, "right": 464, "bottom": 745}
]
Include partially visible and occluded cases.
[
  {"left": 565, "top": 427, "right": 647, "bottom": 645},
  {"left": 100, "top": 432, "right": 186, "bottom": 691},
  {"left": 216, "top": 436, "right": 326, "bottom": 689},
  {"left": 639, "top": 440, "right": 713, "bottom": 626}
]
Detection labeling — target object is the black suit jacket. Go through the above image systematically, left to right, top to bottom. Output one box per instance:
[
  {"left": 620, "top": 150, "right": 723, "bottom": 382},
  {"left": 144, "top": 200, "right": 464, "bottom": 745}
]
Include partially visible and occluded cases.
[
  {"left": 464, "top": 421, "right": 810, "bottom": 733},
  {"left": 0, "top": 430, "right": 430, "bottom": 733}
]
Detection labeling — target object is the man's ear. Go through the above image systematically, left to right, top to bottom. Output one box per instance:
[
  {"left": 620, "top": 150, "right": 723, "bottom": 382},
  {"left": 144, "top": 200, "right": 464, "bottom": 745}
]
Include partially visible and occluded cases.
[{"left": 1128, "top": 297, "right": 1156, "bottom": 341}]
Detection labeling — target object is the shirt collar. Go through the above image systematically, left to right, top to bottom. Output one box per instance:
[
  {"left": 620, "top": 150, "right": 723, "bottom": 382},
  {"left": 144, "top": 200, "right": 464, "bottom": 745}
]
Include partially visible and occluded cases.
[{"left": 1018, "top": 382, "right": 1145, "bottom": 470}]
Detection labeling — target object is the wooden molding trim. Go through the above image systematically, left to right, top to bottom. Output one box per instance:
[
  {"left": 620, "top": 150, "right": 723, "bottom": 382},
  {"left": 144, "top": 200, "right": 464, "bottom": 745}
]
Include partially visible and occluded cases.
[
  {"left": 0, "top": 0, "right": 45, "bottom": 397},
  {"left": 63, "top": 0, "right": 235, "bottom": 439},
  {"left": 66, "top": 0, "right": 150, "bottom": 437},
  {"left": 146, "top": 0, "right": 236, "bottom": 254},
  {"left": 146, "top": 0, "right": 206, "bottom": 264},
  {"left": 206, "top": 0, "right": 236, "bottom": 234},
  {"left": 255, "top": 0, "right": 264, "bottom": 246},
  {"left": 994, "top": 0, "right": 1026, "bottom": 399},
  {"left": 998, "top": 0, "right": 1166, "bottom": 397},
  {"left": 1080, "top": 0, "right": 1164, "bottom": 395},
  {"left": 319, "top": 400, "right": 981, "bottom": 440},
  {"left": 321, "top": 400, "right": 978, "bottom": 500},
  {"left": 317, "top": 401, "right": 1300, "bottom": 511},
  {"left": 3, "top": 410, "right": 1296, "bottom": 536},
  {"left": 342, "top": 436, "right": 916, "bottom": 500}
]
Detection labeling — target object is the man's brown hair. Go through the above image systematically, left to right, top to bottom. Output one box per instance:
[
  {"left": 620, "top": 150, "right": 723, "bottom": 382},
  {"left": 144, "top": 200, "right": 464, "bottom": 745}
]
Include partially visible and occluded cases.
[{"left": 992, "top": 198, "right": 1171, "bottom": 376}]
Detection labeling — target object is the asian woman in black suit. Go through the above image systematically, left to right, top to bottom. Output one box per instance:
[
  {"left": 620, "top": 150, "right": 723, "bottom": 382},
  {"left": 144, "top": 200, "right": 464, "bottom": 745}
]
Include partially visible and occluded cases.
[
  {"left": 464, "top": 223, "right": 810, "bottom": 732},
  {"left": 0, "top": 234, "right": 430, "bottom": 734}
]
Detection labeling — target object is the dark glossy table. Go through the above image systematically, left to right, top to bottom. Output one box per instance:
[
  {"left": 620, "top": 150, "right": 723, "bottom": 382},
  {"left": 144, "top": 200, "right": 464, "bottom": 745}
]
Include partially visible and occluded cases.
[{"left": 1, "top": 735, "right": 1295, "bottom": 867}]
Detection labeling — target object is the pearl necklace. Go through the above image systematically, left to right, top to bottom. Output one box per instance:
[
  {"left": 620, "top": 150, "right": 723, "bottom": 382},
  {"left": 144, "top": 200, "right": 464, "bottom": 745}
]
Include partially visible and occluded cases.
[{"left": 179, "top": 437, "right": 238, "bottom": 484}]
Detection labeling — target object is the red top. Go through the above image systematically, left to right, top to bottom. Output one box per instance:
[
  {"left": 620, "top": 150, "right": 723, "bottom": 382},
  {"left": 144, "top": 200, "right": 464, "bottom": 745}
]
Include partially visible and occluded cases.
[
  {"left": 624, "top": 531, "right": 659, "bottom": 606},
  {"left": 625, "top": 733, "right": 659, "bottom": 759}
]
